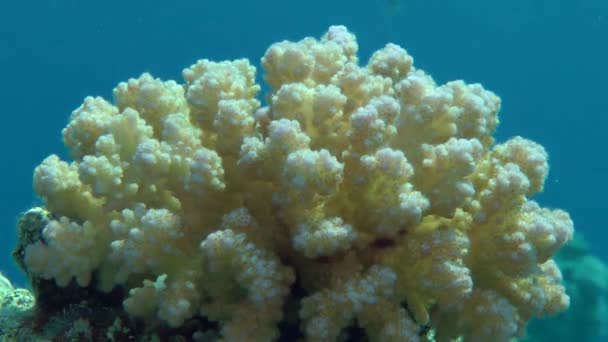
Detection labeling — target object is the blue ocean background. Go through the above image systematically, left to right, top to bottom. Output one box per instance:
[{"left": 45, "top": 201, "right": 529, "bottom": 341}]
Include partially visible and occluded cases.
[{"left": 1, "top": 0, "right": 606, "bottom": 340}]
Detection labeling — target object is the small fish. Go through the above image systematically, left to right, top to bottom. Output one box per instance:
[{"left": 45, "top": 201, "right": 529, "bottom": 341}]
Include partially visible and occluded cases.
[{"left": 386, "top": 0, "right": 402, "bottom": 16}]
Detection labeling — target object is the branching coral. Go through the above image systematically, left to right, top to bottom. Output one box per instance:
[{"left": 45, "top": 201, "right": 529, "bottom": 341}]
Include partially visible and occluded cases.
[{"left": 20, "top": 26, "right": 573, "bottom": 341}]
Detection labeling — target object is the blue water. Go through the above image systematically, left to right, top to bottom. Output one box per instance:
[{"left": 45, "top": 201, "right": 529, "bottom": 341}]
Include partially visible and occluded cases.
[{"left": 1, "top": 0, "right": 606, "bottom": 339}]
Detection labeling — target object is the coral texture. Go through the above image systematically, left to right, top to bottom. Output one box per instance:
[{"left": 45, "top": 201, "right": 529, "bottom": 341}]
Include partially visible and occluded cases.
[
  {"left": 23, "top": 26, "right": 573, "bottom": 341},
  {"left": 523, "top": 233, "right": 608, "bottom": 341}
]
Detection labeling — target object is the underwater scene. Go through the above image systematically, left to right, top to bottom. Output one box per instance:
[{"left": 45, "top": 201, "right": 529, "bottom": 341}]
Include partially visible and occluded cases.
[{"left": 0, "top": 0, "right": 606, "bottom": 341}]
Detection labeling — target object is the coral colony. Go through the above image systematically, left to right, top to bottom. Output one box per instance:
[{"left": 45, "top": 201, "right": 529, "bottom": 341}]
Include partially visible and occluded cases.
[{"left": 15, "top": 26, "right": 572, "bottom": 341}]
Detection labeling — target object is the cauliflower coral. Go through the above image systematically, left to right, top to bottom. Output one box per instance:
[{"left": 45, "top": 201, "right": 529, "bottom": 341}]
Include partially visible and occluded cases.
[{"left": 22, "top": 26, "right": 573, "bottom": 341}]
